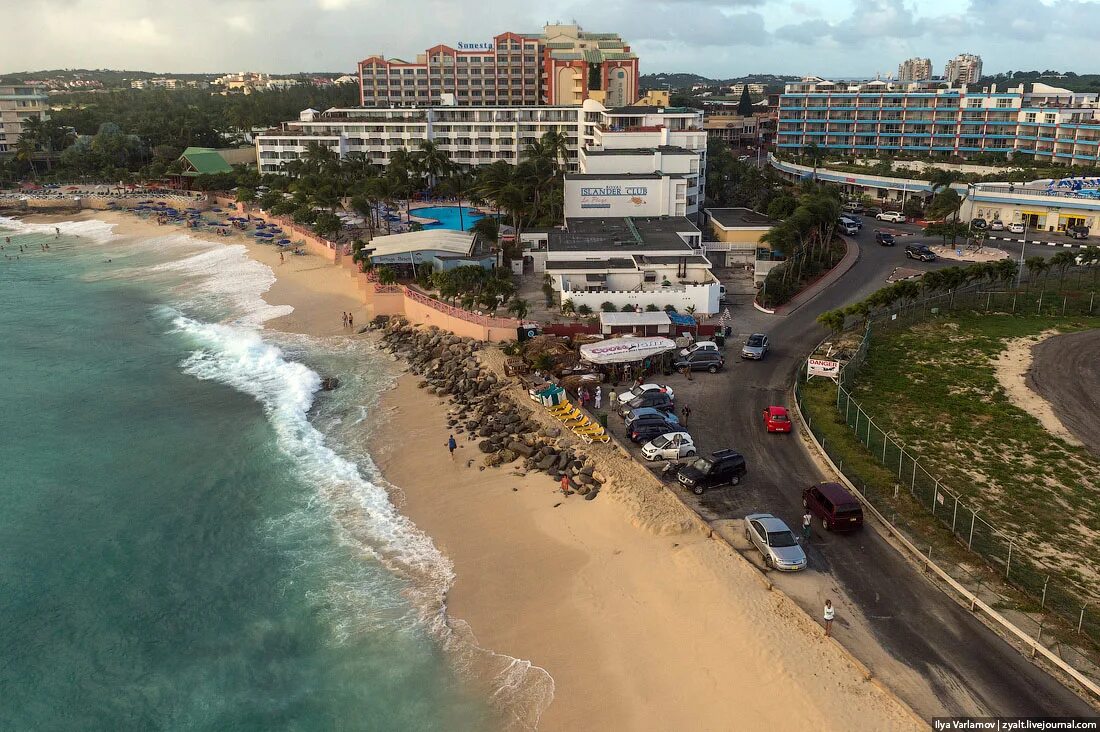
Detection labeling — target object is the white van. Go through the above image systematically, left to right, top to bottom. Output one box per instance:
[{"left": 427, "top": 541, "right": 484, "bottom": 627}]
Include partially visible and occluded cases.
[{"left": 679, "top": 341, "right": 719, "bottom": 357}]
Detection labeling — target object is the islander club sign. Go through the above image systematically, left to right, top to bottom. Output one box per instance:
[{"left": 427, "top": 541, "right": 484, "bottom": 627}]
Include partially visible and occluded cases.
[
  {"left": 458, "top": 42, "right": 494, "bottom": 50},
  {"left": 579, "top": 184, "right": 649, "bottom": 210}
]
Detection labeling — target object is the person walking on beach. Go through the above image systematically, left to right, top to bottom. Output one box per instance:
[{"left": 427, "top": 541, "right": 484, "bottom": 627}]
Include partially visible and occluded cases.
[
  {"left": 279, "top": 251, "right": 285, "bottom": 265},
  {"left": 342, "top": 312, "right": 348, "bottom": 328},
  {"left": 348, "top": 312, "right": 354, "bottom": 329},
  {"left": 594, "top": 386, "right": 602, "bottom": 410},
  {"left": 447, "top": 435, "right": 457, "bottom": 461},
  {"left": 560, "top": 475, "right": 570, "bottom": 496},
  {"left": 802, "top": 511, "right": 812, "bottom": 541},
  {"left": 823, "top": 599, "right": 835, "bottom": 637}
]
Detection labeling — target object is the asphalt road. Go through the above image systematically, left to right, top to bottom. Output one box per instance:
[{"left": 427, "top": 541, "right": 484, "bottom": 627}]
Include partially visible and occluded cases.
[
  {"left": 621, "top": 224, "right": 1097, "bottom": 718},
  {"left": 1029, "top": 329, "right": 1100, "bottom": 457}
]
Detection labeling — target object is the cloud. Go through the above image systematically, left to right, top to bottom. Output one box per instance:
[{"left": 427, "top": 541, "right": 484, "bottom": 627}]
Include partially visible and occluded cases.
[{"left": 2, "top": 0, "right": 1100, "bottom": 78}]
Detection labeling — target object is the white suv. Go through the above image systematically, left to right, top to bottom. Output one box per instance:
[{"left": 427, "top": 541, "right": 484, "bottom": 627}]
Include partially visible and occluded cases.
[{"left": 875, "top": 211, "right": 906, "bottom": 223}]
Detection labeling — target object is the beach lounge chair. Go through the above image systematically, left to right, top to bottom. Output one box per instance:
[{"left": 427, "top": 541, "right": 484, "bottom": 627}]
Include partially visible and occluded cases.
[
  {"left": 547, "top": 401, "right": 574, "bottom": 415},
  {"left": 555, "top": 407, "right": 582, "bottom": 422},
  {"left": 563, "top": 413, "right": 592, "bottom": 427},
  {"left": 574, "top": 423, "right": 605, "bottom": 435},
  {"left": 571, "top": 430, "right": 594, "bottom": 444}
]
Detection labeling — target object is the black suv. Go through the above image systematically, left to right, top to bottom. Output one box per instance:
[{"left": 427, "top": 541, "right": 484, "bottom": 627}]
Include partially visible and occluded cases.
[
  {"left": 970, "top": 217, "right": 989, "bottom": 230},
  {"left": 1066, "top": 225, "right": 1090, "bottom": 240},
  {"left": 875, "top": 232, "right": 896, "bottom": 246},
  {"left": 905, "top": 243, "right": 936, "bottom": 261},
  {"left": 672, "top": 350, "right": 725, "bottom": 373},
  {"left": 619, "top": 391, "right": 674, "bottom": 418},
  {"left": 629, "top": 418, "right": 679, "bottom": 444},
  {"left": 676, "top": 449, "right": 747, "bottom": 495}
]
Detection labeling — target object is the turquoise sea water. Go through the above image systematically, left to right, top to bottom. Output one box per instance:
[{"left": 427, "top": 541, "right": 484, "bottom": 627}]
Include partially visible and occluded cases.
[{"left": 0, "top": 219, "right": 550, "bottom": 731}]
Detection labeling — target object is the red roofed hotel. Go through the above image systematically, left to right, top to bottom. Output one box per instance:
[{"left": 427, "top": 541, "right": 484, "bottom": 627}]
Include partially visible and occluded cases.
[{"left": 357, "top": 24, "right": 638, "bottom": 108}]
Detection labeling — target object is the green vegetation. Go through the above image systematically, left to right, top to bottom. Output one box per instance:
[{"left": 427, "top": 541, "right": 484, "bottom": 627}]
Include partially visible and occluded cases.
[
  {"left": 705, "top": 138, "right": 788, "bottom": 211},
  {"left": 757, "top": 184, "right": 845, "bottom": 308},
  {"left": 427, "top": 266, "right": 515, "bottom": 313},
  {"left": 807, "top": 313, "right": 1100, "bottom": 598}
]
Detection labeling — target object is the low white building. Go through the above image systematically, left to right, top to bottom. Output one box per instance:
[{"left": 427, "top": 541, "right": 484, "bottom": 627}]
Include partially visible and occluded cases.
[{"left": 544, "top": 216, "right": 719, "bottom": 315}]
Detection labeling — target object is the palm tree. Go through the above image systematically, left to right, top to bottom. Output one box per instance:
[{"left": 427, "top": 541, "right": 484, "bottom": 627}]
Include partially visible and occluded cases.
[
  {"left": 14, "top": 133, "right": 39, "bottom": 179},
  {"left": 412, "top": 140, "right": 452, "bottom": 190},
  {"left": 507, "top": 298, "right": 530, "bottom": 320}
]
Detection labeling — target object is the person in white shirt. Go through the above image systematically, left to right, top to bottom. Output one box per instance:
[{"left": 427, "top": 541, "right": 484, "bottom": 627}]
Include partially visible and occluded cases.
[
  {"left": 594, "top": 386, "right": 602, "bottom": 410},
  {"left": 802, "top": 512, "right": 812, "bottom": 540},
  {"left": 824, "top": 599, "right": 835, "bottom": 637}
]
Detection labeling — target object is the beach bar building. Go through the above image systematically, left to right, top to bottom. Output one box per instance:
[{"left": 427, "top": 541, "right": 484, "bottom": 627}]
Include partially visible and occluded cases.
[{"left": 363, "top": 230, "right": 496, "bottom": 277}]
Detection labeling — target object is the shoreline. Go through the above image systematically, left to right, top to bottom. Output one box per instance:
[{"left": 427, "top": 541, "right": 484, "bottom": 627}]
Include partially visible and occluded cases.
[{"left": 17, "top": 207, "right": 922, "bottom": 730}]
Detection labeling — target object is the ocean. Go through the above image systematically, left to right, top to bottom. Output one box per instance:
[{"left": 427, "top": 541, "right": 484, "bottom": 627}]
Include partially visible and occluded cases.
[{"left": 0, "top": 217, "right": 550, "bottom": 731}]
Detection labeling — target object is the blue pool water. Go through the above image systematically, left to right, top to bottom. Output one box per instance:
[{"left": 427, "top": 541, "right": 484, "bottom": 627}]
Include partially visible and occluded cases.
[{"left": 412, "top": 206, "right": 487, "bottom": 231}]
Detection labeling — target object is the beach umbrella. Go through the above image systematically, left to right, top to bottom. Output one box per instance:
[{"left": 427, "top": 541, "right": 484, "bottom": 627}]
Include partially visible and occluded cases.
[
  {"left": 212, "top": 208, "right": 222, "bottom": 212},
  {"left": 253, "top": 232, "right": 267, "bottom": 238},
  {"left": 277, "top": 239, "right": 291, "bottom": 245}
]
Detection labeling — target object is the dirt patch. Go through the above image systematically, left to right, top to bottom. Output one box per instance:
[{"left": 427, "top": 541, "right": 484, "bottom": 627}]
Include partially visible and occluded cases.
[{"left": 993, "top": 330, "right": 1084, "bottom": 448}]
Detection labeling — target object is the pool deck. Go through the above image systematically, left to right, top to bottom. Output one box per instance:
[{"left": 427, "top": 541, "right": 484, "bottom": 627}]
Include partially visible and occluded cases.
[{"left": 407, "top": 202, "right": 491, "bottom": 231}]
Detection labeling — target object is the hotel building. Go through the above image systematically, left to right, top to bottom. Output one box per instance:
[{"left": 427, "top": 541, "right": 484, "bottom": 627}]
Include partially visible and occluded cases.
[
  {"left": 357, "top": 24, "right": 638, "bottom": 108},
  {"left": 945, "top": 53, "right": 983, "bottom": 86},
  {"left": 897, "top": 57, "right": 932, "bottom": 83},
  {"left": 776, "top": 79, "right": 1100, "bottom": 166},
  {"left": 0, "top": 83, "right": 49, "bottom": 156},
  {"left": 255, "top": 100, "right": 705, "bottom": 219}
]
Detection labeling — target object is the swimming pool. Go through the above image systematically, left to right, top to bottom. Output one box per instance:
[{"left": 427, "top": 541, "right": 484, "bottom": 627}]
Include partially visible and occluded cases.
[{"left": 411, "top": 205, "right": 487, "bottom": 231}]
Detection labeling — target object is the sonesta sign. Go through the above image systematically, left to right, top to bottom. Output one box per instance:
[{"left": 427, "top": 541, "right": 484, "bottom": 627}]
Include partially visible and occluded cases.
[{"left": 458, "top": 42, "right": 494, "bottom": 50}]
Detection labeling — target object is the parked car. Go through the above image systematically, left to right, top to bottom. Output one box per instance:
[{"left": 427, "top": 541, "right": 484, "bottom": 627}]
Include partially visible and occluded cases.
[
  {"left": 737, "top": 154, "right": 751, "bottom": 162},
  {"left": 843, "top": 201, "right": 865, "bottom": 214},
  {"left": 876, "top": 211, "right": 906, "bottom": 223},
  {"left": 840, "top": 215, "right": 863, "bottom": 230},
  {"left": 970, "top": 217, "right": 989, "bottom": 230},
  {"left": 839, "top": 220, "right": 860, "bottom": 236},
  {"left": 988, "top": 220, "right": 1005, "bottom": 231},
  {"left": 1007, "top": 222, "right": 1025, "bottom": 234},
  {"left": 1066, "top": 225, "right": 1090, "bottom": 240},
  {"left": 875, "top": 232, "right": 896, "bottom": 247},
  {"left": 905, "top": 243, "right": 936, "bottom": 261},
  {"left": 740, "top": 333, "right": 770, "bottom": 360},
  {"left": 679, "top": 340, "right": 718, "bottom": 357},
  {"left": 673, "top": 350, "right": 725, "bottom": 373},
  {"left": 616, "top": 383, "right": 674, "bottom": 407},
  {"left": 620, "top": 391, "right": 675, "bottom": 418},
  {"left": 762, "top": 405, "right": 792, "bottom": 433},
  {"left": 625, "top": 407, "right": 680, "bottom": 430},
  {"left": 628, "top": 418, "right": 680, "bottom": 444},
  {"left": 641, "top": 431, "right": 697, "bottom": 461},
  {"left": 675, "top": 449, "right": 747, "bottom": 495},
  {"left": 802, "top": 482, "right": 864, "bottom": 532},
  {"left": 744, "top": 514, "right": 807, "bottom": 571}
]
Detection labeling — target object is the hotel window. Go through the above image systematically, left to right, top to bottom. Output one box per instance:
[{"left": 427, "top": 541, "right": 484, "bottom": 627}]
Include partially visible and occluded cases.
[
  {"left": 967, "top": 98, "right": 982, "bottom": 108},
  {"left": 996, "top": 98, "right": 1011, "bottom": 108},
  {"left": 1045, "top": 114, "right": 1057, "bottom": 123}
]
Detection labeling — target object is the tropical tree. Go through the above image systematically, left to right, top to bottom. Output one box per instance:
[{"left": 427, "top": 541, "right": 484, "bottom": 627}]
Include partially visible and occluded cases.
[
  {"left": 736, "top": 85, "right": 754, "bottom": 117},
  {"left": 412, "top": 140, "right": 453, "bottom": 190},
  {"left": 312, "top": 211, "right": 343, "bottom": 239},
  {"left": 376, "top": 266, "right": 397, "bottom": 285},
  {"left": 507, "top": 298, "right": 530, "bottom": 320}
]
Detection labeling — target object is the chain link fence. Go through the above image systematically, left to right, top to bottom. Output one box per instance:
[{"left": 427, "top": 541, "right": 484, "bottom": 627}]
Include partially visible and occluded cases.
[{"left": 799, "top": 267, "right": 1100, "bottom": 680}]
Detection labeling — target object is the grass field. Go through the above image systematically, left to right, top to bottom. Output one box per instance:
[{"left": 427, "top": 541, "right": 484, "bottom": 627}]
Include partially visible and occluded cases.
[{"left": 804, "top": 313, "right": 1100, "bottom": 602}]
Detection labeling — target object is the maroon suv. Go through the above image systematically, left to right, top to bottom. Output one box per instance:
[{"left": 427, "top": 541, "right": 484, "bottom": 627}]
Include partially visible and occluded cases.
[{"left": 802, "top": 482, "right": 864, "bottom": 532}]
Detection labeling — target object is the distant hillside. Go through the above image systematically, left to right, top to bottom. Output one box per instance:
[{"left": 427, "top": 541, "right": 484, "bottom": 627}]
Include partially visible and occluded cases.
[{"left": 642, "top": 72, "right": 799, "bottom": 92}]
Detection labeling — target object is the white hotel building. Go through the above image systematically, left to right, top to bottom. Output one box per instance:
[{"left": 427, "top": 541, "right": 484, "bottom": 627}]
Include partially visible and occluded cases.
[
  {"left": 777, "top": 79, "right": 1100, "bottom": 166},
  {"left": 254, "top": 100, "right": 706, "bottom": 219}
]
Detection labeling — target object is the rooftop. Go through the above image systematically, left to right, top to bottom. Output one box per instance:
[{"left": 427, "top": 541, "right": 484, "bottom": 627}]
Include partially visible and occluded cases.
[
  {"left": 608, "top": 105, "right": 699, "bottom": 115},
  {"left": 582, "top": 145, "right": 693, "bottom": 156},
  {"left": 565, "top": 172, "right": 674, "bottom": 181},
  {"left": 706, "top": 207, "right": 778, "bottom": 229},
  {"left": 548, "top": 216, "right": 700, "bottom": 253},
  {"left": 364, "top": 229, "right": 476, "bottom": 258},
  {"left": 599, "top": 312, "right": 672, "bottom": 327}
]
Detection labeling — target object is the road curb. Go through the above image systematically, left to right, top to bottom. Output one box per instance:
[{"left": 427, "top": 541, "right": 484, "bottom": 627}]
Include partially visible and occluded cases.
[
  {"left": 986, "top": 235, "right": 1096, "bottom": 249},
  {"left": 774, "top": 237, "right": 863, "bottom": 316},
  {"left": 788, "top": 380, "right": 1100, "bottom": 705}
]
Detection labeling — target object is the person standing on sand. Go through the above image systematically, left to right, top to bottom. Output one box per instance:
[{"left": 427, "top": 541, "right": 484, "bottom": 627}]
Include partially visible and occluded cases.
[
  {"left": 279, "top": 251, "right": 285, "bottom": 265},
  {"left": 342, "top": 312, "right": 348, "bottom": 328},
  {"left": 348, "top": 313, "right": 354, "bottom": 329},
  {"left": 447, "top": 435, "right": 457, "bottom": 460},
  {"left": 560, "top": 475, "right": 570, "bottom": 496},
  {"left": 802, "top": 511, "right": 812, "bottom": 541},
  {"left": 824, "top": 600, "right": 835, "bottom": 637}
]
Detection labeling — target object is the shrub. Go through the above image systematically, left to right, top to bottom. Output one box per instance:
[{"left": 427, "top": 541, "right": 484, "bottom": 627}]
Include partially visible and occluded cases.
[
  {"left": 601, "top": 301, "right": 617, "bottom": 312},
  {"left": 645, "top": 303, "right": 660, "bottom": 312},
  {"left": 577, "top": 304, "right": 593, "bottom": 316},
  {"left": 620, "top": 304, "right": 636, "bottom": 312}
]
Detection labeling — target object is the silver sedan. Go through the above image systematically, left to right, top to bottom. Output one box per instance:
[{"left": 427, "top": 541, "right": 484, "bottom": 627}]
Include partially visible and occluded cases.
[{"left": 745, "top": 513, "right": 807, "bottom": 571}]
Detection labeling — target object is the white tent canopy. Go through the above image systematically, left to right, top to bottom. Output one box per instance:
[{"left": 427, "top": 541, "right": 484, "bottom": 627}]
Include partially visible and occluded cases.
[{"left": 579, "top": 336, "right": 677, "bottom": 365}]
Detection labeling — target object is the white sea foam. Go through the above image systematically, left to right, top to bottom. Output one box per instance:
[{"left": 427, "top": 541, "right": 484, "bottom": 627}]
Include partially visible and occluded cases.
[
  {"left": 0, "top": 215, "right": 119, "bottom": 244},
  {"left": 148, "top": 240, "right": 291, "bottom": 326}
]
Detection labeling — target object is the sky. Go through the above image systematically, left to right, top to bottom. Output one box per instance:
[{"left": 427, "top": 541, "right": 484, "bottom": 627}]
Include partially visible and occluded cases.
[{"left": 2, "top": 0, "right": 1099, "bottom": 79}]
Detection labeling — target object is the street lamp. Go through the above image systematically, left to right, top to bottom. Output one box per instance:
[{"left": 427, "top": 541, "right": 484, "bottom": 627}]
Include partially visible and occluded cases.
[{"left": 1016, "top": 218, "right": 1028, "bottom": 288}]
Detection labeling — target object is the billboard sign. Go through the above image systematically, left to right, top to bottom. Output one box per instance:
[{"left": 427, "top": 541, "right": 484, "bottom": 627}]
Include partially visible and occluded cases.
[{"left": 807, "top": 357, "right": 840, "bottom": 381}]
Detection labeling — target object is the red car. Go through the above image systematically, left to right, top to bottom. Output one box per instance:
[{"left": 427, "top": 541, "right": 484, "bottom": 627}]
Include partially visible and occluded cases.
[{"left": 762, "top": 406, "right": 792, "bottom": 433}]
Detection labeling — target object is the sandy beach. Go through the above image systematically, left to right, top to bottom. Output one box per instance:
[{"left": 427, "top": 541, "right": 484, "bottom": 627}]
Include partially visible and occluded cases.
[{"left": 20, "top": 206, "right": 922, "bottom": 730}]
